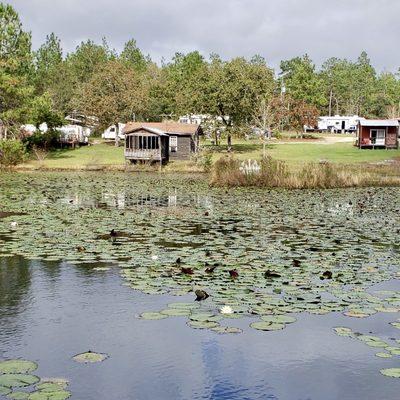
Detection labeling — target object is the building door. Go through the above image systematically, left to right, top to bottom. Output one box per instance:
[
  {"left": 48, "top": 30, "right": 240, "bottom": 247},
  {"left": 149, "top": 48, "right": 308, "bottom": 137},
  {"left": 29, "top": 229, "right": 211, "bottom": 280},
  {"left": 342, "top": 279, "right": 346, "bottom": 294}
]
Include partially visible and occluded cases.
[{"left": 341, "top": 121, "right": 346, "bottom": 131}]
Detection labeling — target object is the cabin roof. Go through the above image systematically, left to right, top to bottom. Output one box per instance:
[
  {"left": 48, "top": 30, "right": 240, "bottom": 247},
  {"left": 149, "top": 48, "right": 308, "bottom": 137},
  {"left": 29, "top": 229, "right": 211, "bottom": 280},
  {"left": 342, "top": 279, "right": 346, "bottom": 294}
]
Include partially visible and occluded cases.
[
  {"left": 359, "top": 119, "right": 399, "bottom": 127},
  {"left": 123, "top": 122, "right": 201, "bottom": 136}
]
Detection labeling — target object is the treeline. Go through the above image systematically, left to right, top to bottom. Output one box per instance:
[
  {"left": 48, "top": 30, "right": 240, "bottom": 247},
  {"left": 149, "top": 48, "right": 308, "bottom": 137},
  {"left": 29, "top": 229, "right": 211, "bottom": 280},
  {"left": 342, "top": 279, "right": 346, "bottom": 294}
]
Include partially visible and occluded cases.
[{"left": 1, "top": 3, "right": 400, "bottom": 142}]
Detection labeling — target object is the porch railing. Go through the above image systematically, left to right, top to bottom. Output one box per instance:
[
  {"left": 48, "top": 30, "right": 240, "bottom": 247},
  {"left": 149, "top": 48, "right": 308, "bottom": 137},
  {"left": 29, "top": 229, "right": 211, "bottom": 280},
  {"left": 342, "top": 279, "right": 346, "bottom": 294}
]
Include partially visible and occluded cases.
[{"left": 124, "top": 149, "right": 162, "bottom": 160}]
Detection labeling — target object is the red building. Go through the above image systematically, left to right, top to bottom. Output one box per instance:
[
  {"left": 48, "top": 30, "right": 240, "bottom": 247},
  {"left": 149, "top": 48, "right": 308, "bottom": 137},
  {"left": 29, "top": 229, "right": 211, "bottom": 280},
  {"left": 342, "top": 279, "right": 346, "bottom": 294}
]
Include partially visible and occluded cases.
[{"left": 357, "top": 119, "right": 399, "bottom": 149}]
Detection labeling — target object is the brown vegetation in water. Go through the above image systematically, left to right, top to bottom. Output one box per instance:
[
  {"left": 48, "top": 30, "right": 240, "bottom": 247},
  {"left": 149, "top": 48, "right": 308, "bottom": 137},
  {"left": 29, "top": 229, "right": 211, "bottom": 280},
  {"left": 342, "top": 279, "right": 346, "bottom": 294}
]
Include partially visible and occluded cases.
[{"left": 210, "top": 156, "right": 400, "bottom": 189}]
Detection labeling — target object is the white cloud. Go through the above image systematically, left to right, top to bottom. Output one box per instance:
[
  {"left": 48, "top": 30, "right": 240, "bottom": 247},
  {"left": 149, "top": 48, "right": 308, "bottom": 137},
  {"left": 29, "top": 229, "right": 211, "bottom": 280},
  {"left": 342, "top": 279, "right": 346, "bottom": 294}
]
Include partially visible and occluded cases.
[{"left": 7, "top": 0, "right": 400, "bottom": 71}]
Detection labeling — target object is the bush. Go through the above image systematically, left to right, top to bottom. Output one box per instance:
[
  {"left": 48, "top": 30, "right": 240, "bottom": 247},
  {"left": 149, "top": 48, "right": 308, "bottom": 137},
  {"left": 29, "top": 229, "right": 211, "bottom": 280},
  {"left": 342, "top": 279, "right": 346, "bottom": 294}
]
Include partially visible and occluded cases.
[
  {"left": 23, "top": 130, "right": 60, "bottom": 150},
  {"left": 0, "top": 140, "right": 27, "bottom": 167},
  {"left": 193, "top": 150, "right": 213, "bottom": 172},
  {"left": 210, "top": 156, "right": 400, "bottom": 189}
]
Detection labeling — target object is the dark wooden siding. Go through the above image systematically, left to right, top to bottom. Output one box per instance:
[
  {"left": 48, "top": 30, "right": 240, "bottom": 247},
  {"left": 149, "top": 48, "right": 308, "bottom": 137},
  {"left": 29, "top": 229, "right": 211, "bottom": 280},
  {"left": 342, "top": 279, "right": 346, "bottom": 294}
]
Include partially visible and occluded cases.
[
  {"left": 386, "top": 127, "right": 398, "bottom": 148},
  {"left": 169, "top": 135, "right": 193, "bottom": 160}
]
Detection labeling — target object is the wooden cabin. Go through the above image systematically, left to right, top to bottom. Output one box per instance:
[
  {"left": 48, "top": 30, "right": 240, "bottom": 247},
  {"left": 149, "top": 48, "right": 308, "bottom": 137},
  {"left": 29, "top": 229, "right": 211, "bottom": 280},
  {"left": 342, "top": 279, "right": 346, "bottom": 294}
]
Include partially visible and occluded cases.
[
  {"left": 358, "top": 119, "right": 399, "bottom": 149},
  {"left": 123, "top": 122, "right": 202, "bottom": 164}
]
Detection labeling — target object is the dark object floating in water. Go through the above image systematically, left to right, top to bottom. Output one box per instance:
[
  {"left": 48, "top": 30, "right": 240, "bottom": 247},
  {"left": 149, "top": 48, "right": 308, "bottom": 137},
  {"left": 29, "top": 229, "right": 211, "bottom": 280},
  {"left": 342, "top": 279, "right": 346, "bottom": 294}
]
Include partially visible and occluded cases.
[
  {"left": 110, "top": 229, "right": 117, "bottom": 237},
  {"left": 76, "top": 246, "right": 85, "bottom": 252},
  {"left": 176, "top": 257, "right": 181, "bottom": 265},
  {"left": 292, "top": 259, "right": 301, "bottom": 268},
  {"left": 205, "top": 265, "right": 217, "bottom": 273},
  {"left": 181, "top": 267, "right": 194, "bottom": 275},
  {"left": 229, "top": 269, "right": 239, "bottom": 279},
  {"left": 264, "top": 270, "right": 281, "bottom": 279},
  {"left": 321, "top": 270, "right": 333, "bottom": 280},
  {"left": 195, "top": 289, "right": 209, "bottom": 301}
]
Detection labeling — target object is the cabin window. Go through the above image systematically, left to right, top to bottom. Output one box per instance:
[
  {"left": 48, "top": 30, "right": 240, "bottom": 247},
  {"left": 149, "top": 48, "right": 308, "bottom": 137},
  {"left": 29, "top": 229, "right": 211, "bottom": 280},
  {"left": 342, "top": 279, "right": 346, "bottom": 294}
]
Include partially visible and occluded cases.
[
  {"left": 110, "top": 127, "right": 115, "bottom": 132},
  {"left": 370, "top": 129, "right": 385, "bottom": 144},
  {"left": 170, "top": 136, "right": 178, "bottom": 152}
]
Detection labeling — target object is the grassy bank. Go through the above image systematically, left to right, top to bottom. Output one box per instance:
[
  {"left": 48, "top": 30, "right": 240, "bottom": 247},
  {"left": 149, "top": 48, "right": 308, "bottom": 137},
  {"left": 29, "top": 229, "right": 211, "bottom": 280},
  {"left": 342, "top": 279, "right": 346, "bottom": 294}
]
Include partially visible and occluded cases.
[{"left": 210, "top": 156, "right": 400, "bottom": 189}]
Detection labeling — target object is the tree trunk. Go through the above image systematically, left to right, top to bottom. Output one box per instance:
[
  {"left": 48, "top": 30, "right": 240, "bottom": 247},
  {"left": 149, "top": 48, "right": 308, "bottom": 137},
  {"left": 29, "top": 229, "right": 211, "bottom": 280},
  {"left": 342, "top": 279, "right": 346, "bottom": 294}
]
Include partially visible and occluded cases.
[
  {"left": 329, "top": 89, "right": 333, "bottom": 117},
  {"left": 115, "top": 123, "right": 120, "bottom": 147},
  {"left": 227, "top": 134, "right": 232, "bottom": 152}
]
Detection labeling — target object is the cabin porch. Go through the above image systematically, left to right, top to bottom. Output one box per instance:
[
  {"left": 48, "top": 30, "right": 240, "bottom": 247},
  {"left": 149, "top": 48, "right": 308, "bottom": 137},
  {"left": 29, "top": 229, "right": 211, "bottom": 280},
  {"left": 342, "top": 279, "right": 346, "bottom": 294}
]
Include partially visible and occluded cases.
[{"left": 124, "top": 130, "right": 169, "bottom": 163}]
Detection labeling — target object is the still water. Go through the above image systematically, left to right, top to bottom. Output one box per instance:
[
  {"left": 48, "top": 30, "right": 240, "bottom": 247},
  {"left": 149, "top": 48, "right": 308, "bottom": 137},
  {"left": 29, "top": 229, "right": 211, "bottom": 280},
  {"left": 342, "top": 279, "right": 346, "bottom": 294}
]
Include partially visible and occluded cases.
[{"left": 0, "top": 173, "right": 400, "bottom": 399}]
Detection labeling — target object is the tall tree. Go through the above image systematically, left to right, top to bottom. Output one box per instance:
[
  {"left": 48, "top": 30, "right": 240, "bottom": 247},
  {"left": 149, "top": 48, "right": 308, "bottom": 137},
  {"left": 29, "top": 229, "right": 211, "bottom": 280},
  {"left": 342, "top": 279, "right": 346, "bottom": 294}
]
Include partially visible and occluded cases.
[
  {"left": 0, "top": 4, "right": 33, "bottom": 136},
  {"left": 34, "top": 33, "right": 63, "bottom": 95},
  {"left": 120, "top": 39, "right": 149, "bottom": 72},
  {"left": 204, "top": 55, "right": 275, "bottom": 150},
  {"left": 280, "top": 55, "right": 326, "bottom": 109},
  {"left": 73, "top": 60, "right": 149, "bottom": 145}
]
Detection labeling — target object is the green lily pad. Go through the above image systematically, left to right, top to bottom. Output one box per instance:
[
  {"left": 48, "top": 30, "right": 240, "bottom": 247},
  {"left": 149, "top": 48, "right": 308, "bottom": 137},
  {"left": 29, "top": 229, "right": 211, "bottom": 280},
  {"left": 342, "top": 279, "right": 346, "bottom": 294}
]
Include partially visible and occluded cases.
[
  {"left": 160, "top": 308, "right": 190, "bottom": 317},
  {"left": 139, "top": 312, "right": 168, "bottom": 320},
  {"left": 260, "top": 315, "right": 296, "bottom": 324},
  {"left": 186, "top": 320, "right": 219, "bottom": 329},
  {"left": 250, "top": 321, "right": 285, "bottom": 331},
  {"left": 210, "top": 326, "right": 242, "bottom": 334},
  {"left": 333, "top": 327, "right": 354, "bottom": 337},
  {"left": 72, "top": 352, "right": 108, "bottom": 364},
  {"left": 375, "top": 352, "right": 392, "bottom": 358},
  {"left": 0, "top": 360, "right": 38, "bottom": 374},
  {"left": 380, "top": 368, "right": 400, "bottom": 378},
  {"left": 0, "top": 374, "right": 39, "bottom": 388},
  {"left": 36, "top": 382, "right": 67, "bottom": 392},
  {"left": 0, "top": 386, "right": 12, "bottom": 396},
  {"left": 28, "top": 391, "right": 71, "bottom": 400},
  {"left": 7, "top": 392, "right": 30, "bottom": 400}
]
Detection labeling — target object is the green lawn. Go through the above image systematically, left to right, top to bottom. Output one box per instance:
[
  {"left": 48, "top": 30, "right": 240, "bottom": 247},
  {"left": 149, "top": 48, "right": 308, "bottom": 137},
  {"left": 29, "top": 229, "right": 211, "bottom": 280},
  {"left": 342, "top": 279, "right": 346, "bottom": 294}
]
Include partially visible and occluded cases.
[
  {"left": 21, "top": 139, "right": 400, "bottom": 170},
  {"left": 206, "top": 140, "right": 400, "bottom": 165},
  {"left": 24, "top": 143, "right": 125, "bottom": 169}
]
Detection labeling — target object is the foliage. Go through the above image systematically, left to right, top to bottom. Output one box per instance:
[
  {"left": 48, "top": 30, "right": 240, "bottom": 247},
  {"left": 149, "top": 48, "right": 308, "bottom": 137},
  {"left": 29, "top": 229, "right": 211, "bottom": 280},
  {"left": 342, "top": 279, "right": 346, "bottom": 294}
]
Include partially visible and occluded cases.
[
  {"left": 3, "top": 5, "right": 400, "bottom": 138},
  {"left": 0, "top": 139, "right": 26, "bottom": 166}
]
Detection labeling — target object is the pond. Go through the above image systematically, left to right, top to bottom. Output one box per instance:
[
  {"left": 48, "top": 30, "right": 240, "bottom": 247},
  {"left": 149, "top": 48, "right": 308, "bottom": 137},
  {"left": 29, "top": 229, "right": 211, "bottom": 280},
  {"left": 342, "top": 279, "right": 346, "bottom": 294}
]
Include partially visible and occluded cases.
[{"left": 0, "top": 172, "right": 400, "bottom": 400}]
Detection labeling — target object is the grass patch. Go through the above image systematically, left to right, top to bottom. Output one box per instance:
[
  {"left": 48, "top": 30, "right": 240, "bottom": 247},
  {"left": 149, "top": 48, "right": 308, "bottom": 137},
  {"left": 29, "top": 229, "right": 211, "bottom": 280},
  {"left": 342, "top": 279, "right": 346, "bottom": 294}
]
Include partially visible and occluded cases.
[{"left": 210, "top": 156, "right": 400, "bottom": 189}]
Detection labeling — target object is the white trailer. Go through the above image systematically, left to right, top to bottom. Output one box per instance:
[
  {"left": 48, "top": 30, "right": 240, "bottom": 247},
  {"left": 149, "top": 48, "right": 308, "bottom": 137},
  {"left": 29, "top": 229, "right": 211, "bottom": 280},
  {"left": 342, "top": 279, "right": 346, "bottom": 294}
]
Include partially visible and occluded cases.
[
  {"left": 316, "top": 115, "right": 364, "bottom": 133},
  {"left": 102, "top": 123, "right": 126, "bottom": 140}
]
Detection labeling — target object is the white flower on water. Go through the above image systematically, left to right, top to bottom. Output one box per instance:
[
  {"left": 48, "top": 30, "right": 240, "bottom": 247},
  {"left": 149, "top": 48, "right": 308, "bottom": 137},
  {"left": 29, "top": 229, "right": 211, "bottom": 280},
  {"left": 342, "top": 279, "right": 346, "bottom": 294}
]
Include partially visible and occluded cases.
[
  {"left": 10, "top": 221, "right": 18, "bottom": 228},
  {"left": 151, "top": 255, "right": 158, "bottom": 261},
  {"left": 220, "top": 306, "right": 233, "bottom": 314}
]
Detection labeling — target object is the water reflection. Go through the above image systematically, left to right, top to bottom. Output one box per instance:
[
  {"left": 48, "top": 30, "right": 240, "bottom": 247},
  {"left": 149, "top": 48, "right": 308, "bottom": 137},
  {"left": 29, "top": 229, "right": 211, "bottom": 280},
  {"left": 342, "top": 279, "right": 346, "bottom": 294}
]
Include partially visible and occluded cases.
[{"left": 1, "top": 257, "right": 400, "bottom": 400}]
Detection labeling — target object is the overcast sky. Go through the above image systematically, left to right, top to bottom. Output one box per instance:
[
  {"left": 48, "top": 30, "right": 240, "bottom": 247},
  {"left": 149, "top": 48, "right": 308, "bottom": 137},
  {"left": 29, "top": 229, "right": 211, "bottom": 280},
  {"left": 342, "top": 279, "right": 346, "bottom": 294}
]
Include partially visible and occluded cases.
[{"left": 7, "top": 0, "right": 400, "bottom": 72}]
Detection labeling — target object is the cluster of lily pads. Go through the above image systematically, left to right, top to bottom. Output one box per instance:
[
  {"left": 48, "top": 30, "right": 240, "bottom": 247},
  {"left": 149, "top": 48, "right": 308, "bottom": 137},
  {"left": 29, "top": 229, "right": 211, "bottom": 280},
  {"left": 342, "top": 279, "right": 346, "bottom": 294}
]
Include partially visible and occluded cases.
[
  {"left": 0, "top": 173, "right": 399, "bottom": 337},
  {"left": 334, "top": 320, "right": 400, "bottom": 378},
  {"left": 0, "top": 359, "right": 70, "bottom": 400}
]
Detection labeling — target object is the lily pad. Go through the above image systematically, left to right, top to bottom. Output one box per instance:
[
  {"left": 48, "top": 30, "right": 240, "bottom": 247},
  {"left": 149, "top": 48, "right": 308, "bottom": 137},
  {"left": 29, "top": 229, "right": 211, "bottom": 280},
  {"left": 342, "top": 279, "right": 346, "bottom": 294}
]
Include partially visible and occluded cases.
[
  {"left": 160, "top": 308, "right": 190, "bottom": 317},
  {"left": 139, "top": 312, "right": 168, "bottom": 320},
  {"left": 260, "top": 315, "right": 296, "bottom": 324},
  {"left": 186, "top": 320, "right": 219, "bottom": 329},
  {"left": 250, "top": 321, "right": 285, "bottom": 331},
  {"left": 210, "top": 326, "right": 243, "bottom": 334},
  {"left": 333, "top": 327, "right": 354, "bottom": 337},
  {"left": 72, "top": 352, "right": 108, "bottom": 364},
  {"left": 375, "top": 352, "right": 392, "bottom": 358},
  {"left": 0, "top": 360, "right": 38, "bottom": 374},
  {"left": 380, "top": 368, "right": 400, "bottom": 378},
  {"left": 0, "top": 374, "right": 39, "bottom": 388},
  {"left": 0, "top": 386, "right": 11, "bottom": 396},
  {"left": 28, "top": 391, "right": 71, "bottom": 400},
  {"left": 7, "top": 392, "right": 30, "bottom": 400}
]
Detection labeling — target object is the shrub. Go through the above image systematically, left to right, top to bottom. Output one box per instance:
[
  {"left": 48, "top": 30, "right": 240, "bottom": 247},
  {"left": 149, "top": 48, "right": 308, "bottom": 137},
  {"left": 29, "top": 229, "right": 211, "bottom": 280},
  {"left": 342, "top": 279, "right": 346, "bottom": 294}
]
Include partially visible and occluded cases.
[
  {"left": 23, "top": 130, "right": 60, "bottom": 150},
  {"left": 0, "top": 140, "right": 27, "bottom": 167},
  {"left": 193, "top": 150, "right": 213, "bottom": 172},
  {"left": 210, "top": 156, "right": 400, "bottom": 189}
]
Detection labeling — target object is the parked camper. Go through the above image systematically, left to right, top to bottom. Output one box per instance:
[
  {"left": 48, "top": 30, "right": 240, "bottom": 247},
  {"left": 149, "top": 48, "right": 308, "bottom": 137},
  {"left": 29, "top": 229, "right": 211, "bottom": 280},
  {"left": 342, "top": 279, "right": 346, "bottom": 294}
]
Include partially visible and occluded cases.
[
  {"left": 306, "top": 115, "right": 364, "bottom": 133},
  {"left": 102, "top": 123, "right": 126, "bottom": 140},
  {"left": 57, "top": 125, "right": 90, "bottom": 146}
]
